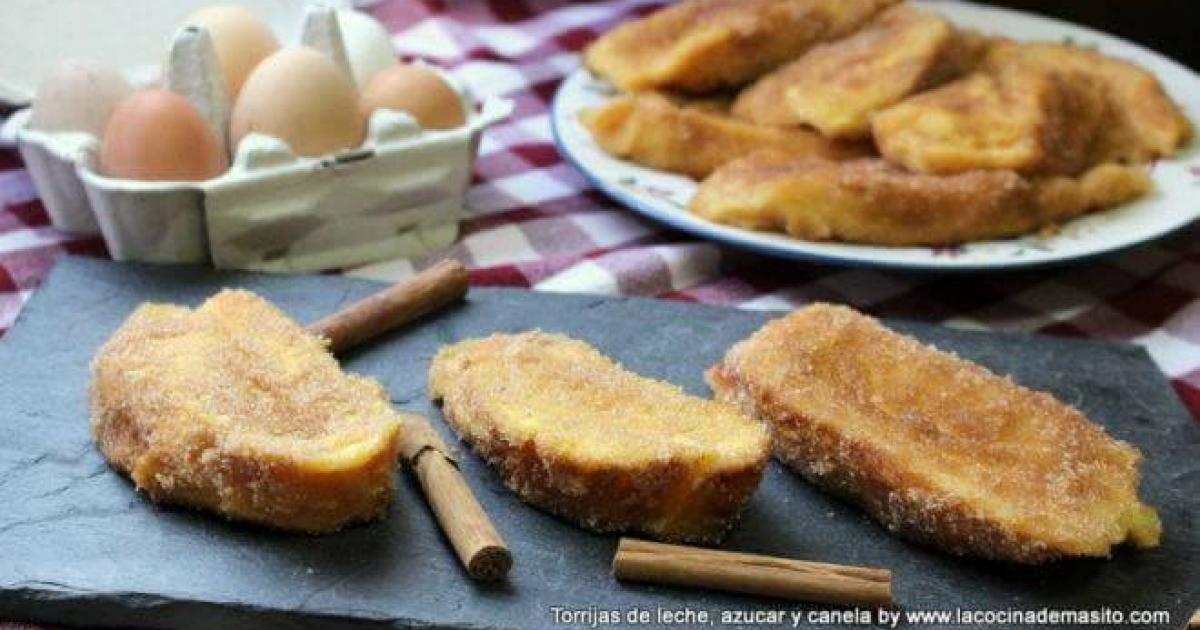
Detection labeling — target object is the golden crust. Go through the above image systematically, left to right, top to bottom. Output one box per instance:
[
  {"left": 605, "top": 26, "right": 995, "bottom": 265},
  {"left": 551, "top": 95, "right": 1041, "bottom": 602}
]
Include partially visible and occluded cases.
[
  {"left": 583, "top": 0, "right": 899, "bottom": 93},
  {"left": 732, "top": 5, "right": 964, "bottom": 138},
  {"left": 873, "top": 38, "right": 1191, "bottom": 176},
  {"left": 983, "top": 40, "right": 1192, "bottom": 164},
  {"left": 871, "top": 61, "right": 1107, "bottom": 176},
  {"left": 582, "top": 93, "right": 866, "bottom": 179},
  {"left": 688, "top": 151, "right": 1150, "bottom": 246},
  {"left": 1035, "top": 162, "right": 1154, "bottom": 224},
  {"left": 90, "top": 290, "right": 402, "bottom": 533},
  {"left": 708, "top": 304, "right": 1161, "bottom": 563},
  {"left": 429, "top": 331, "right": 769, "bottom": 543}
]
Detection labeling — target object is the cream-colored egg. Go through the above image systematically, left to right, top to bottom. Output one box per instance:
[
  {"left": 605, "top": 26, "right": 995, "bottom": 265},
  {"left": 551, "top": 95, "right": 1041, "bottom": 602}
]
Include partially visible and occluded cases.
[
  {"left": 184, "top": 5, "right": 280, "bottom": 101},
  {"left": 336, "top": 10, "right": 396, "bottom": 90},
  {"left": 231, "top": 47, "right": 365, "bottom": 157},
  {"left": 30, "top": 59, "right": 133, "bottom": 137},
  {"left": 360, "top": 63, "right": 465, "bottom": 130},
  {"left": 100, "top": 89, "right": 227, "bottom": 181}
]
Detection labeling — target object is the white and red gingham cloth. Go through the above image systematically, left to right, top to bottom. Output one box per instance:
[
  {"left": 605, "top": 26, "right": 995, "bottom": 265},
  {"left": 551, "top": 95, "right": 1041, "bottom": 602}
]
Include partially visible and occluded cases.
[{"left": 2, "top": 0, "right": 1200, "bottom": 423}]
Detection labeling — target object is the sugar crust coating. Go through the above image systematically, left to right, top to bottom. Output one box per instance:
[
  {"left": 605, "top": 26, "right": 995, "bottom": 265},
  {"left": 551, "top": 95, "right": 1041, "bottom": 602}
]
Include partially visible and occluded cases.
[
  {"left": 583, "top": 0, "right": 899, "bottom": 93},
  {"left": 732, "top": 4, "right": 966, "bottom": 138},
  {"left": 873, "top": 38, "right": 1191, "bottom": 176},
  {"left": 982, "top": 40, "right": 1192, "bottom": 165},
  {"left": 871, "top": 61, "right": 1106, "bottom": 176},
  {"left": 581, "top": 93, "right": 866, "bottom": 179},
  {"left": 689, "top": 151, "right": 1149, "bottom": 246},
  {"left": 90, "top": 290, "right": 403, "bottom": 533},
  {"left": 708, "top": 303, "right": 1161, "bottom": 563},
  {"left": 429, "top": 331, "right": 770, "bottom": 543}
]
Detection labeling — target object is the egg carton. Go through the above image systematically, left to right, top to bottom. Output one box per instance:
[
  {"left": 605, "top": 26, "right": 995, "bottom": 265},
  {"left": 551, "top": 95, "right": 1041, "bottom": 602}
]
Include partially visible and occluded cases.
[{"left": 0, "top": 4, "right": 511, "bottom": 273}]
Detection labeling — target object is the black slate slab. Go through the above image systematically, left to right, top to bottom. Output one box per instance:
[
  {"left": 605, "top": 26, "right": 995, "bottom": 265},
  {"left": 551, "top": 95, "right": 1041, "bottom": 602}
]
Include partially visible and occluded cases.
[{"left": 0, "top": 257, "right": 1196, "bottom": 630}]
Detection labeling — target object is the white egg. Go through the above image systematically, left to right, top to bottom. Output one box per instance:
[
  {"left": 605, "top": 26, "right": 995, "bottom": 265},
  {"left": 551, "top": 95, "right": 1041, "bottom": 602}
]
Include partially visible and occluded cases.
[
  {"left": 336, "top": 10, "right": 396, "bottom": 90},
  {"left": 30, "top": 59, "right": 133, "bottom": 138}
]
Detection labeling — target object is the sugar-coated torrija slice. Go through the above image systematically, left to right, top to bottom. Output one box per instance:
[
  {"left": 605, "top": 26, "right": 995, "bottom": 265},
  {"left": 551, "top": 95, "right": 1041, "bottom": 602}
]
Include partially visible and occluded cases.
[
  {"left": 583, "top": 0, "right": 899, "bottom": 93},
  {"left": 732, "top": 4, "right": 968, "bottom": 138},
  {"left": 582, "top": 93, "right": 865, "bottom": 180},
  {"left": 90, "top": 290, "right": 403, "bottom": 533},
  {"left": 708, "top": 304, "right": 1160, "bottom": 563},
  {"left": 429, "top": 331, "right": 770, "bottom": 543}
]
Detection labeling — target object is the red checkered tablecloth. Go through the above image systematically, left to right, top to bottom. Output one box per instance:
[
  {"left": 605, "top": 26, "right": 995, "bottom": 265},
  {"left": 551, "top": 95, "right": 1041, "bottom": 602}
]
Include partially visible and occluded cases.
[{"left": 2, "top": 0, "right": 1200, "bottom": 425}]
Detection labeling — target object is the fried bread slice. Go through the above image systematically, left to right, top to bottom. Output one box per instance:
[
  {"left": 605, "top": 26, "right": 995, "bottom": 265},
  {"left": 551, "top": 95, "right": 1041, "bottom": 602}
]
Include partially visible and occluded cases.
[
  {"left": 583, "top": 0, "right": 898, "bottom": 93},
  {"left": 732, "top": 5, "right": 967, "bottom": 138},
  {"left": 983, "top": 40, "right": 1192, "bottom": 164},
  {"left": 871, "top": 61, "right": 1107, "bottom": 176},
  {"left": 582, "top": 93, "right": 866, "bottom": 179},
  {"left": 688, "top": 150, "right": 1149, "bottom": 246},
  {"left": 1034, "top": 162, "right": 1154, "bottom": 224},
  {"left": 90, "top": 290, "right": 403, "bottom": 533},
  {"left": 708, "top": 304, "right": 1161, "bottom": 562},
  {"left": 429, "top": 331, "right": 770, "bottom": 543}
]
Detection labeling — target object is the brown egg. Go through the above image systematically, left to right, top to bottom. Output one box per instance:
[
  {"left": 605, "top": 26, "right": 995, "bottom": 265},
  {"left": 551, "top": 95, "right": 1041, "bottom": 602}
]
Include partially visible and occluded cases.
[
  {"left": 184, "top": 5, "right": 280, "bottom": 101},
  {"left": 231, "top": 47, "right": 365, "bottom": 157},
  {"left": 360, "top": 63, "right": 465, "bottom": 130},
  {"left": 100, "top": 89, "right": 227, "bottom": 181}
]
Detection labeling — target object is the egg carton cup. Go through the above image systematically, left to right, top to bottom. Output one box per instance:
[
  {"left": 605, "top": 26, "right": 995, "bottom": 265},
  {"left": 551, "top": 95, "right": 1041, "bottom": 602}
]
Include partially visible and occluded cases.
[
  {"left": 0, "top": 4, "right": 512, "bottom": 273},
  {"left": 5, "top": 116, "right": 102, "bottom": 233}
]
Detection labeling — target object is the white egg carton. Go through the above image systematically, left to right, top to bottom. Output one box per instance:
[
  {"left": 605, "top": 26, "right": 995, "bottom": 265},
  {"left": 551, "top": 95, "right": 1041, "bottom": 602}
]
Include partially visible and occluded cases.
[{"left": 0, "top": 4, "right": 511, "bottom": 272}]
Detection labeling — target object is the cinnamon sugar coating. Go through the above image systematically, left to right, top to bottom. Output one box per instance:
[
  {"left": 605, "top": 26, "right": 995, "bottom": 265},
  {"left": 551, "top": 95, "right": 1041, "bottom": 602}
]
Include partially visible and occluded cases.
[
  {"left": 583, "top": 0, "right": 899, "bottom": 93},
  {"left": 733, "top": 4, "right": 969, "bottom": 138},
  {"left": 982, "top": 40, "right": 1192, "bottom": 165},
  {"left": 581, "top": 93, "right": 865, "bottom": 180},
  {"left": 689, "top": 151, "right": 1149, "bottom": 246},
  {"left": 90, "top": 290, "right": 403, "bottom": 533},
  {"left": 709, "top": 304, "right": 1160, "bottom": 562},
  {"left": 429, "top": 331, "right": 770, "bottom": 543}
]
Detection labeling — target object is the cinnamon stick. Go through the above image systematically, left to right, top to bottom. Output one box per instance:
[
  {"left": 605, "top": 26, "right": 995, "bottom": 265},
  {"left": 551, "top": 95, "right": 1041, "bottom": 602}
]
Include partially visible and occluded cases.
[
  {"left": 310, "top": 259, "right": 468, "bottom": 354},
  {"left": 306, "top": 261, "right": 511, "bottom": 580},
  {"left": 398, "top": 412, "right": 512, "bottom": 580},
  {"left": 612, "top": 538, "right": 892, "bottom": 607}
]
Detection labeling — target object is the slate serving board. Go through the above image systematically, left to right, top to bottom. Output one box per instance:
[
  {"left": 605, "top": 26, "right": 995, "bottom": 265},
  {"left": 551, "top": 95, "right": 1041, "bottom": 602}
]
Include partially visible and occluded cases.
[{"left": 0, "top": 257, "right": 1196, "bottom": 630}]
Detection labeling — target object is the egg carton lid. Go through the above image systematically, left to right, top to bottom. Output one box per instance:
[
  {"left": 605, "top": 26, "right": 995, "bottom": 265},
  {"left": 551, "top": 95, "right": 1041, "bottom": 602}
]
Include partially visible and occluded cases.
[{"left": 0, "top": 0, "right": 371, "bottom": 107}]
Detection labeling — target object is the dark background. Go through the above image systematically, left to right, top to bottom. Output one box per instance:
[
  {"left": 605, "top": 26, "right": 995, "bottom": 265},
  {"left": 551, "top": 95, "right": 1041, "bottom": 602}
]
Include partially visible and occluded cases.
[{"left": 981, "top": 0, "right": 1197, "bottom": 68}]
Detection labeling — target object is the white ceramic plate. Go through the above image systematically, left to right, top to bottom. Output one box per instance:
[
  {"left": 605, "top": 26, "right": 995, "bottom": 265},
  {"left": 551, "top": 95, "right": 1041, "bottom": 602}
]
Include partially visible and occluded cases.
[{"left": 552, "top": 0, "right": 1200, "bottom": 271}]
